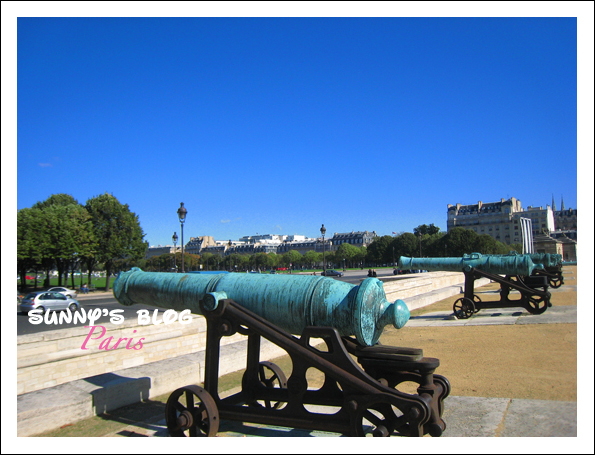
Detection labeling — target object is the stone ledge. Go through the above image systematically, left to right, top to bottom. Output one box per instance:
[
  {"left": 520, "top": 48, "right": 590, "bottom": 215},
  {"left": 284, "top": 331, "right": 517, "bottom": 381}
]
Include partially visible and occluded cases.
[{"left": 17, "top": 336, "right": 288, "bottom": 437}]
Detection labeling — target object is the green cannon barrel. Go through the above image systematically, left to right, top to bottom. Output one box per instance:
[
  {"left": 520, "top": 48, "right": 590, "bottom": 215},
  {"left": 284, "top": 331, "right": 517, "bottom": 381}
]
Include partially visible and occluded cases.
[
  {"left": 398, "top": 252, "right": 542, "bottom": 276},
  {"left": 482, "top": 252, "right": 562, "bottom": 270},
  {"left": 527, "top": 253, "right": 563, "bottom": 268},
  {"left": 113, "top": 268, "right": 410, "bottom": 346}
]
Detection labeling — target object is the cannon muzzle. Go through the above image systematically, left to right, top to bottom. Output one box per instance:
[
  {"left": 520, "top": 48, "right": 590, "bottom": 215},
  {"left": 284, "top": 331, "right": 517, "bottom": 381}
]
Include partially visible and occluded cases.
[
  {"left": 398, "top": 253, "right": 542, "bottom": 276},
  {"left": 113, "top": 268, "right": 410, "bottom": 346}
]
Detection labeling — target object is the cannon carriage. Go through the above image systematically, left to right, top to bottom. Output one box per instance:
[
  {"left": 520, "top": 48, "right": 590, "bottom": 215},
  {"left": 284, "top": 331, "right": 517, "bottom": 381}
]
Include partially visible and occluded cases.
[
  {"left": 398, "top": 253, "right": 554, "bottom": 319},
  {"left": 113, "top": 268, "right": 450, "bottom": 437}
]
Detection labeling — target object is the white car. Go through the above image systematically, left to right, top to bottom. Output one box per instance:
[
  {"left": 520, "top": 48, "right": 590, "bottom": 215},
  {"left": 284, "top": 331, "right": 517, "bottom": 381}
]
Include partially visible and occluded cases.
[
  {"left": 47, "top": 286, "right": 78, "bottom": 299},
  {"left": 20, "top": 291, "right": 81, "bottom": 315}
]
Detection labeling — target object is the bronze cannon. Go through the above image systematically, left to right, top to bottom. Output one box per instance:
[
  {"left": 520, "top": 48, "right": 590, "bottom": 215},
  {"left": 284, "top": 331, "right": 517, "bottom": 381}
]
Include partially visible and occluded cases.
[
  {"left": 398, "top": 253, "right": 552, "bottom": 319},
  {"left": 112, "top": 268, "right": 451, "bottom": 437}
]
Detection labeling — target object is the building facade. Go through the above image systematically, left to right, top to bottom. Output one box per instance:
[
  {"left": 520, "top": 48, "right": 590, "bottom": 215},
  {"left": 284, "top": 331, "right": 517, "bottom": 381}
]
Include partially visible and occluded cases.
[
  {"left": 447, "top": 197, "right": 577, "bottom": 252},
  {"left": 447, "top": 198, "right": 524, "bottom": 244},
  {"left": 517, "top": 205, "right": 556, "bottom": 237},
  {"left": 554, "top": 208, "right": 577, "bottom": 231},
  {"left": 330, "top": 231, "right": 377, "bottom": 248},
  {"left": 533, "top": 232, "right": 577, "bottom": 262},
  {"left": 185, "top": 236, "right": 217, "bottom": 256},
  {"left": 276, "top": 239, "right": 329, "bottom": 255}
]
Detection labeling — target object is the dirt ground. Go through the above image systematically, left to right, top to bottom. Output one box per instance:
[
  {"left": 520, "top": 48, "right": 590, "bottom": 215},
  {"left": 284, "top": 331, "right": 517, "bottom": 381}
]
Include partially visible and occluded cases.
[{"left": 380, "top": 265, "right": 578, "bottom": 402}]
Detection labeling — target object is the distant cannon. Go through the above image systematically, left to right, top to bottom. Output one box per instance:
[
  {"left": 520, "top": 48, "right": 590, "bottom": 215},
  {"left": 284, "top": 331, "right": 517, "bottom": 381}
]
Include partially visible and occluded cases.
[
  {"left": 470, "top": 252, "right": 565, "bottom": 289},
  {"left": 398, "top": 253, "right": 552, "bottom": 319},
  {"left": 398, "top": 253, "right": 543, "bottom": 276},
  {"left": 113, "top": 268, "right": 450, "bottom": 437}
]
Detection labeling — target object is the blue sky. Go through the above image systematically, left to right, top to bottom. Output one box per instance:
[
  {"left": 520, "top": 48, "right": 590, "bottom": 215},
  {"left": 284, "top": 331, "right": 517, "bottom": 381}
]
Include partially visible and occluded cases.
[{"left": 6, "top": 3, "right": 592, "bottom": 248}]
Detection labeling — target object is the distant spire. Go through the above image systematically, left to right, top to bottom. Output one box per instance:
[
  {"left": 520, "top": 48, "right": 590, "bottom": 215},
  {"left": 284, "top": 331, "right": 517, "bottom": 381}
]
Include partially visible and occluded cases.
[
  {"left": 551, "top": 194, "right": 556, "bottom": 211},
  {"left": 561, "top": 196, "right": 565, "bottom": 211}
]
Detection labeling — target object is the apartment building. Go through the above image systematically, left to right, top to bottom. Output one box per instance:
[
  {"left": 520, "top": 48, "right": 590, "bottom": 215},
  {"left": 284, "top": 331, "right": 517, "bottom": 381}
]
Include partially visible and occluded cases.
[
  {"left": 447, "top": 196, "right": 576, "bottom": 248},
  {"left": 447, "top": 197, "right": 524, "bottom": 244},
  {"left": 331, "top": 231, "right": 377, "bottom": 247}
]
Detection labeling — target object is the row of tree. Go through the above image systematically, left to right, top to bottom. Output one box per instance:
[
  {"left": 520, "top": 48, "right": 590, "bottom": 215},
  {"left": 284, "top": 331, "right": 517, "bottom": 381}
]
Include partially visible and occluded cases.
[
  {"left": 17, "top": 193, "right": 147, "bottom": 290},
  {"left": 18, "top": 196, "right": 520, "bottom": 288},
  {"left": 144, "top": 224, "right": 520, "bottom": 273},
  {"left": 366, "top": 224, "right": 521, "bottom": 266},
  {"left": 143, "top": 242, "right": 370, "bottom": 273}
]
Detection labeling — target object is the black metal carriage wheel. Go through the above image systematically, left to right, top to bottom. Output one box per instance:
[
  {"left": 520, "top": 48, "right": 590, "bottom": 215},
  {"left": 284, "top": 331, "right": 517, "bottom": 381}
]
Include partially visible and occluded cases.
[
  {"left": 548, "top": 275, "right": 563, "bottom": 289},
  {"left": 526, "top": 293, "right": 550, "bottom": 315},
  {"left": 472, "top": 294, "right": 482, "bottom": 313},
  {"left": 453, "top": 297, "right": 475, "bottom": 319},
  {"left": 252, "top": 361, "right": 288, "bottom": 409},
  {"left": 165, "top": 385, "right": 219, "bottom": 437},
  {"left": 350, "top": 399, "right": 429, "bottom": 437},
  {"left": 350, "top": 403, "right": 397, "bottom": 437}
]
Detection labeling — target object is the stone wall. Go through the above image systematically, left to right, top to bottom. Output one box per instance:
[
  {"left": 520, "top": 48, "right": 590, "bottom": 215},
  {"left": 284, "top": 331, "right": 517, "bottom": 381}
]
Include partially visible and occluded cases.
[{"left": 17, "top": 314, "right": 243, "bottom": 395}]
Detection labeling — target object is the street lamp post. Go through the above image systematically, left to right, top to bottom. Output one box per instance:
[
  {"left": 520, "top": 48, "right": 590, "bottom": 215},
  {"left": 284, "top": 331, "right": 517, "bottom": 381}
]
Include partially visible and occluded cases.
[
  {"left": 177, "top": 203, "right": 187, "bottom": 273},
  {"left": 320, "top": 224, "right": 327, "bottom": 274},
  {"left": 172, "top": 232, "right": 178, "bottom": 272},
  {"left": 418, "top": 232, "right": 422, "bottom": 257},
  {"left": 228, "top": 240, "right": 232, "bottom": 272}
]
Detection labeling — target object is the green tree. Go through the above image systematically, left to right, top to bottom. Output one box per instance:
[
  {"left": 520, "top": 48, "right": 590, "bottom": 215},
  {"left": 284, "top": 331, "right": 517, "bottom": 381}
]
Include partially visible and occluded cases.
[
  {"left": 32, "top": 193, "right": 79, "bottom": 209},
  {"left": 85, "top": 193, "right": 147, "bottom": 290},
  {"left": 25, "top": 194, "right": 96, "bottom": 287},
  {"left": 17, "top": 207, "right": 44, "bottom": 288},
  {"left": 413, "top": 224, "right": 441, "bottom": 236},
  {"left": 443, "top": 227, "right": 478, "bottom": 256},
  {"left": 422, "top": 232, "right": 448, "bottom": 257},
  {"left": 390, "top": 233, "right": 420, "bottom": 261},
  {"left": 472, "top": 234, "right": 510, "bottom": 255},
  {"left": 366, "top": 235, "right": 393, "bottom": 265},
  {"left": 335, "top": 243, "right": 359, "bottom": 268},
  {"left": 353, "top": 246, "right": 367, "bottom": 268},
  {"left": 282, "top": 250, "right": 302, "bottom": 269},
  {"left": 303, "top": 250, "right": 321, "bottom": 269},
  {"left": 201, "top": 252, "right": 214, "bottom": 271},
  {"left": 252, "top": 252, "right": 271, "bottom": 270},
  {"left": 267, "top": 252, "right": 280, "bottom": 269},
  {"left": 181, "top": 253, "right": 201, "bottom": 272},
  {"left": 211, "top": 253, "right": 223, "bottom": 270},
  {"left": 224, "top": 253, "right": 243, "bottom": 271},
  {"left": 145, "top": 254, "right": 169, "bottom": 272},
  {"left": 237, "top": 254, "right": 250, "bottom": 271}
]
